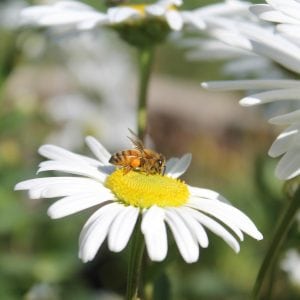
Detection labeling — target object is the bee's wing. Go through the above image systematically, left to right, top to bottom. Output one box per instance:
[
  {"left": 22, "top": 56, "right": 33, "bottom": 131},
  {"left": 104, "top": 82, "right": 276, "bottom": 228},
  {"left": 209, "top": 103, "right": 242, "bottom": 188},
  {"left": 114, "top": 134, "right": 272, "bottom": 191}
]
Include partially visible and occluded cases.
[{"left": 127, "top": 129, "right": 144, "bottom": 152}]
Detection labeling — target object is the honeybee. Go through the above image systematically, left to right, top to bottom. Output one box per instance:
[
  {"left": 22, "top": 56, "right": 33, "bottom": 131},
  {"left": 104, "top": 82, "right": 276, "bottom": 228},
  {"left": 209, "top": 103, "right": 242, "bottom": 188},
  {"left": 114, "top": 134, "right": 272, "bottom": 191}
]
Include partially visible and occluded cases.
[{"left": 109, "top": 130, "right": 166, "bottom": 175}]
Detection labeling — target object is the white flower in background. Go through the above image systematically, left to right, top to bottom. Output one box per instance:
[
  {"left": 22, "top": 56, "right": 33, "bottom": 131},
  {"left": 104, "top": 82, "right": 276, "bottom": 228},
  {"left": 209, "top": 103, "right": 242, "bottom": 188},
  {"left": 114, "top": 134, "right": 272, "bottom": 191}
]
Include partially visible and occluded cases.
[
  {"left": 20, "top": 0, "right": 204, "bottom": 32},
  {"left": 180, "top": 0, "right": 285, "bottom": 79},
  {"left": 181, "top": 0, "right": 300, "bottom": 180},
  {"left": 250, "top": 0, "right": 300, "bottom": 43},
  {"left": 202, "top": 80, "right": 300, "bottom": 180},
  {"left": 15, "top": 137, "right": 262, "bottom": 263},
  {"left": 281, "top": 249, "right": 300, "bottom": 285}
]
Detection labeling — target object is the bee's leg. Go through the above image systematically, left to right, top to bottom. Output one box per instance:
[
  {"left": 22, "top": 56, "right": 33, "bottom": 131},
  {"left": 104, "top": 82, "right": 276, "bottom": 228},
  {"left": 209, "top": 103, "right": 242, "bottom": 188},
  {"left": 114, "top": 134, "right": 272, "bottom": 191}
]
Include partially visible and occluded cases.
[{"left": 123, "top": 166, "right": 132, "bottom": 175}]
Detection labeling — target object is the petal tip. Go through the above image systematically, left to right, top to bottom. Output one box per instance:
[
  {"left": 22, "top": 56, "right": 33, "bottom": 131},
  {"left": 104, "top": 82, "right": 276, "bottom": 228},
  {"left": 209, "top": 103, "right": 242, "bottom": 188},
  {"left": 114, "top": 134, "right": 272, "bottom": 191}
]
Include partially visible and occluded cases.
[{"left": 239, "top": 97, "right": 261, "bottom": 106}]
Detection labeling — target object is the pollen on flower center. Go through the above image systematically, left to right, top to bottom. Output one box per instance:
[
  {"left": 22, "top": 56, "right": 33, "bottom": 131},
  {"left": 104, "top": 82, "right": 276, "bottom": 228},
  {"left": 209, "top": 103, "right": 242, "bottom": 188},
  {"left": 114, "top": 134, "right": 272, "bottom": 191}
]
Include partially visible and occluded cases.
[
  {"left": 125, "top": 4, "right": 146, "bottom": 15},
  {"left": 105, "top": 169, "right": 189, "bottom": 208}
]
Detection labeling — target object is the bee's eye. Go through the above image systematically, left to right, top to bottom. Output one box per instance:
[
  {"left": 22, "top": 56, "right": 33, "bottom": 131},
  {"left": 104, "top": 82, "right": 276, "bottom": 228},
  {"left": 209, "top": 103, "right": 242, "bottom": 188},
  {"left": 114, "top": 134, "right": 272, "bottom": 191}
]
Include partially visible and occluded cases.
[{"left": 158, "top": 160, "right": 162, "bottom": 166}]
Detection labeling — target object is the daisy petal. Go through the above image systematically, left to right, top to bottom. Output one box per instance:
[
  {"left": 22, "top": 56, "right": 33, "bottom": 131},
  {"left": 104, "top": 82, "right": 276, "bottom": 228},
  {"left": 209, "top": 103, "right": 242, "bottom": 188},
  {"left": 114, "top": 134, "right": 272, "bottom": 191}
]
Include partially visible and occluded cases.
[
  {"left": 108, "top": 7, "right": 139, "bottom": 23},
  {"left": 166, "top": 10, "right": 183, "bottom": 31},
  {"left": 202, "top": 80, "right": 300, "bottom": 91},
  {"left": 239, "top": 88, "right": 300, "bottom": 106},
  {"left": 269, "top": 110, "right": 300, "bottom": 125},
  {"left": 268, "top": 124, "right": 299, "bottom": 157},
  {"left": 85, "top": 136, "right": 111, "bottom": 165},
  {"left": 275, "top": 148, "right": 300, "bottom": 180},
  {"left": 166, "top": 153, "right": 192, "bottom": 178},
  {"left": 165, "top": 157, "right": 179, "bottom": 173},
  {"left": 38, "top": 161, "right": 107, "bottom": 182},
  {"left": 15, "top": 176, "right": 112, "bottom": 199},
  {"left": 188, "top": 185, "right": 230, "bottom": 203},
  {"left": 47, "top": 192, "right": 113, "bottom": 219},
  {"left": 188, "top": 198, "right": 263, "bottom": 240},
  {"left": 79, "top": 203, "right": 124, "bottom": 262},
  {"left": 108, "top": 206, "right": 139, "bottom": 252},
  {"left": 141, "top": 206, "right": 168, "bottom": 262},
  {"left": 187, "top": 207, "right": 240, "bottom": 253},
  {"left": 177, "top": 208, "right": 209, "bottom": 248},
  {"left": 165, "top": 209, "right": 199, "bottom": 263}
]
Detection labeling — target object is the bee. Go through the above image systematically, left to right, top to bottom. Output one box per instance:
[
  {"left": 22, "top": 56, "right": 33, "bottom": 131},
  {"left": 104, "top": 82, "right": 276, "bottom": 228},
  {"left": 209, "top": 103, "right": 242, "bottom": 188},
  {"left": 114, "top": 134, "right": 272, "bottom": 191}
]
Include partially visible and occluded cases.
[{"left": 109, "top": 130, "right": 166, "bottom": 175}]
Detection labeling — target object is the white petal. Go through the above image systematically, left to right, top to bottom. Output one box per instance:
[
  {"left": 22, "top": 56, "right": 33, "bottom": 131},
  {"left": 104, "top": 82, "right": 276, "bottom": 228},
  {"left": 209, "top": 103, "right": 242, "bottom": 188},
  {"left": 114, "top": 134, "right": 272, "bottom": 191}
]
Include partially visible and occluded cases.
[
  {"left": 267, "top": 0, "right": 300, "bottom": 21},
  {"left": 55, "top": 1, "right": 94, "bottom": 11},
  {"left": 146, "top": 4, "right": 165, "bottom": 16},
  {"left": 250, "top": 5, "right": 300, "bottom": 24},
  {"left": 108, "top": 7, "right": 139, "bottom": 23},
  {"left": 166, "top": 10, "right": 183, "bottom": 31},
  {"left": 38, "top": 11, "right": 100, "bottom": 26},
  {"left": 181, "top": 11, "right": 206, "bottom": 29},
  {"left": 77, "top": 15, "right": 108, "bottom": 30},
  {"left": 277, "top": 24, "right": 300, "bottom": 39},
  {"left": 250, "top": 37, "right": 300, "bottom": 74},
  {"left": 202, "top": 80, "right": 300, "bottom": 91},
  {"left": 239, "top": 88, "right": 300, "bottom": 106},
  {"left": 269, "top": 110, "right": 300, "bottom": 125},
  {"left": 268, "top": 124, "right": 299, "bottom": 157},
  {"left": 85, "top": 136, "right": 111, "bottom": 164},
  {"left": 38, "top": 144, "right": 100, "bottom": 166},
  {"left": 275, "top": 148, "right": 300, "bottom": 180},
  {"left": 166, "top": 153, "right": 192, "bottom": 178},
  {"left": 165, "top": 157, "right": 179, "bottom": 173},
  {"left": 38, "top": 161, "right": 107, "bottom": 182},
  {"left": 15, "top": 176, "right": 112, "bottom": 199},
  {"left": 188, "top": 185, "right": 230, "bottom": 203},
  {"left": 47, "top": 192, "right": 113, "bottom": 219},
  {"left": 188, "top": 198, "right": 263, "bottom": 241},
  {"left": 188, "top": 198, "right": 244, "bottom": 241},
  {"left": 79, "top": 203, "right": 124, "bottom": 262},
  {"left": 108, "top": 206, "right": 139, "bottom": 252},
  {"left": 141, "top": 206, "right": 168, "bottom": 262},
  {"left": 185, "top": 207, "right": 240, "bottom": 253},
  {"left": 177, "top": 208, "right": 209, "bottom": 248},
  {"left": 165, "top": 209, "right": 199, "bottom": 263}
]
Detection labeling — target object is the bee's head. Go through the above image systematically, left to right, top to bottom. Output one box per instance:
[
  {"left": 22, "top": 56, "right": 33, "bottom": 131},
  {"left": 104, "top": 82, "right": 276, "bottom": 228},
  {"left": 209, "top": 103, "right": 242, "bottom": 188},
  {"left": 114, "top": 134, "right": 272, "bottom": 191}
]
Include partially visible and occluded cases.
[{"left": 157, "top": 154, "right": 166, "bottom": 175}]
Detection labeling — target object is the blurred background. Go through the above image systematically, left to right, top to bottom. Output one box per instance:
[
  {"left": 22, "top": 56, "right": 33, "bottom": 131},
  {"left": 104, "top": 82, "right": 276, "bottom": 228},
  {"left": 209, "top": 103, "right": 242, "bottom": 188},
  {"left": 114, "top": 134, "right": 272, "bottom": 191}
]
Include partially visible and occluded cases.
[{"left": 1, "top": 0, "right": 299, "bottom": 299}]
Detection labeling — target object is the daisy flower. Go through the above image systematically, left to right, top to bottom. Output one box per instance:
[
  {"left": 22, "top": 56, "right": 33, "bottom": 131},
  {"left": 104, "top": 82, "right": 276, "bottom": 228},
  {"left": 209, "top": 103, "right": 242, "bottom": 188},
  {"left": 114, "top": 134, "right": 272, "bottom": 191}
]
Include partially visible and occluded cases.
[
  {"left": 20, "top": 0, "right": 204, "bottom": 32},
  {"left": 20, "top": 0, "right": 206, "bottom": 48},
  {"left": 195, "top": 0, "right": 300, "bottom": 180},
  {"left": 15, "top": 137, "right": 262, "bottom": 263}
]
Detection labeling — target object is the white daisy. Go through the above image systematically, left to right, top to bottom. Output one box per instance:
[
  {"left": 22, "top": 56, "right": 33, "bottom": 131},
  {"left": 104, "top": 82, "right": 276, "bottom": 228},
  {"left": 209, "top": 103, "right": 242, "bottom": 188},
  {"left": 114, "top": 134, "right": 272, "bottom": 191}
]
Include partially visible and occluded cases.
[
  {"left": 20, "top": 0, "right": 203, "bottom": 32},
  {"left": 182, "top": 0, "right": 300, "bottom": 180},
  {"left": 202, "top": 79, "right": 300, "bottom": 180},
  {"left": 15, "top": 137, "right": 262, "bottom": 263}
]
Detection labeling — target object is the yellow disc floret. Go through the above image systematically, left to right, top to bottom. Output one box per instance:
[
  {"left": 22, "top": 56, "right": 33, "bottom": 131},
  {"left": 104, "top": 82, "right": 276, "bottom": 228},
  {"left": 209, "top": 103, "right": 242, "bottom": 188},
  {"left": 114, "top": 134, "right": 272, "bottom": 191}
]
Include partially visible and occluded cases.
[
  {"left": 124, "top": 4, "right": 146, "bottom": 15},
  {"left": 106, "top": 169, "right": 189, "bottom": 208}
]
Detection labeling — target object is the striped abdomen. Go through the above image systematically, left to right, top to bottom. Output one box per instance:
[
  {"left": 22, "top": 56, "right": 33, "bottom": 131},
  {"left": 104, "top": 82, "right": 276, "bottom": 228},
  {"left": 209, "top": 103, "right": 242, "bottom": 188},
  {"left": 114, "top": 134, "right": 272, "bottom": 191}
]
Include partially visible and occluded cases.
[{"left": 109, "top": 149, "right": 141, "bottom": 168}]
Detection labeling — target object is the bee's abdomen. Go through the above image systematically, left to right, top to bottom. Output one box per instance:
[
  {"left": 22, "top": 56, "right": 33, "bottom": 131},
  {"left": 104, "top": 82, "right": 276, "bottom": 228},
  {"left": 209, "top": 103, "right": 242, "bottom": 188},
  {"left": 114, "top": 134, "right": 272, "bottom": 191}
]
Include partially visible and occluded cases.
[
  {"left": 109, "top": 150, "right": 137, "bottom": 165},
  {"left": 109, "top": 152, "right": 123, "bottom": 165}
]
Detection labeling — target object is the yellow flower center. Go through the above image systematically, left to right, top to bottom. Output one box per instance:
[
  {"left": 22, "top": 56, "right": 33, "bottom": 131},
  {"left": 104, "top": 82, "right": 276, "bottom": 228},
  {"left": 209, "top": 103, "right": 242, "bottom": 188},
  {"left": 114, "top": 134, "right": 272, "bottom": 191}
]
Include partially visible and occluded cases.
[
  {"left": 124, "top": 4, "right": 177, "bottom": 16},
  {"left": 125, "top": 4, "right": 146, "bottom": 15},
  {"left": 105, "top": 169, "right": 189, "bottom": 208}
]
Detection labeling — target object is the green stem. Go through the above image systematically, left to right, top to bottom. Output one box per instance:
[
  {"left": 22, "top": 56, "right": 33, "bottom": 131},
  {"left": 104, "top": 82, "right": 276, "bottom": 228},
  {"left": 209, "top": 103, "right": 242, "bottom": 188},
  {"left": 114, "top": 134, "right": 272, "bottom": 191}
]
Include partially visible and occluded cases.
[
  {"left": 137, "top": 47, "right": 154, "bottom": 140},
  {"left": 253, "top": 187, "right": 300, "bottom": 299},
  {"left": 126, "top": 215, "right": 145, "bottom": 300}
]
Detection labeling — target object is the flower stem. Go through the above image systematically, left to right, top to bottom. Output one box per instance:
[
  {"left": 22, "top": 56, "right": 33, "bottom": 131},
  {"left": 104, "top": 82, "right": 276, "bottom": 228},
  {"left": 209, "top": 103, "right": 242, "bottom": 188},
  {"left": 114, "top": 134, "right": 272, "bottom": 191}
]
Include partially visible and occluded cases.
[
  {"left": 137, "top": 47, "right": 154, "bottom": 140},
  {"left": 253, "top": 187, "right": 300, "bottom": 299},
  {"left": 126, "top": 215, "right": 145, "bottom": 300}
]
